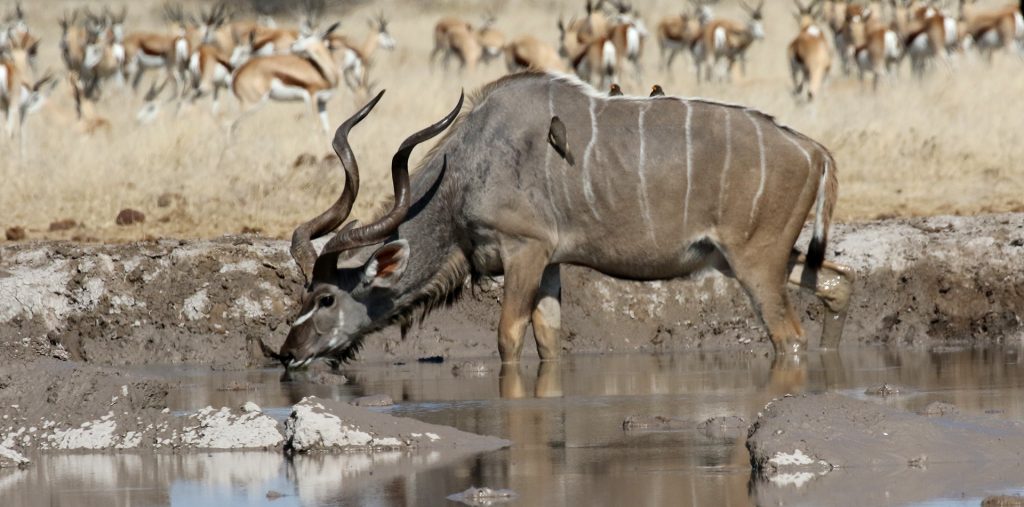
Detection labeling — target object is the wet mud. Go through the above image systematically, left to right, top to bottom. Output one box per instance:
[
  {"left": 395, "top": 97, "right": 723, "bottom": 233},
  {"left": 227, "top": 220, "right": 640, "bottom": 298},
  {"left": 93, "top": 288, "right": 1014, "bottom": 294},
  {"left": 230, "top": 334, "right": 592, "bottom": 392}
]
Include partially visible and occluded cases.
[
  {"left": 0, "top": 213, "right": 1023, "bottom": 505},
  {"left": 1, "top": 213, "right": 1022, "bottom": 369},
  {"left": 0, "top": 348, "right": 1021, "bottom": 505}
]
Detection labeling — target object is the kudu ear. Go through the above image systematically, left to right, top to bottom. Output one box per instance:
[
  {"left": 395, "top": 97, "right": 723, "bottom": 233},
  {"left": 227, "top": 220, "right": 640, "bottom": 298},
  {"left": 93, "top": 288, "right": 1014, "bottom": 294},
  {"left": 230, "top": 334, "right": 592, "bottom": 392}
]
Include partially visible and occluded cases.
[{"left": 363, "top": 240, "right": 410, "bottom": 289}]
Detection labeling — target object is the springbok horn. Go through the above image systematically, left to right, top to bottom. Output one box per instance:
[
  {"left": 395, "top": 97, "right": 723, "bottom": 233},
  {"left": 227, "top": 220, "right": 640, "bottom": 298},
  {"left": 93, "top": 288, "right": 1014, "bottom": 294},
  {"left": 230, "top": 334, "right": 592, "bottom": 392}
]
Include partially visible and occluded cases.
[
  {"left": 290, "top": 90, "right": 386, "bottom": 282},
  {"left": 315, "top": 92, "right": 466, "bottom": 275}
]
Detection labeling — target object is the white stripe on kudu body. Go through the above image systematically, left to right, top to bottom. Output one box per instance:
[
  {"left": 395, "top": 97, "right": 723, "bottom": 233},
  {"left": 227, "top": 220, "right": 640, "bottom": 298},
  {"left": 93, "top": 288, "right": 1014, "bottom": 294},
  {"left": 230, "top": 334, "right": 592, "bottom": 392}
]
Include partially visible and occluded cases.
[
  {"left": 582, "top": 96, "right": 602, "bottom": 219},
  {"left": 682, "top": 100, "right": 694, "bottom": 230},
  {"left": 637, "top": 103, "right": 656, "bottom": 244},
  {"left": 718, "top": 107, "right": 733, "bottom": 222},
  {"left": 746, "top": 110, "right": 767, "bottom": 227}
]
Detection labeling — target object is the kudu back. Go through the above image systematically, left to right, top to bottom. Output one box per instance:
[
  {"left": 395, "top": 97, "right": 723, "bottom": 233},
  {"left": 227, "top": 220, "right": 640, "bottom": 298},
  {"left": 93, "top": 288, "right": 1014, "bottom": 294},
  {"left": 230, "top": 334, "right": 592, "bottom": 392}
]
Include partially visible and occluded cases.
[{"left": 280, "top": 71, "right": 855, "bottom": 368}]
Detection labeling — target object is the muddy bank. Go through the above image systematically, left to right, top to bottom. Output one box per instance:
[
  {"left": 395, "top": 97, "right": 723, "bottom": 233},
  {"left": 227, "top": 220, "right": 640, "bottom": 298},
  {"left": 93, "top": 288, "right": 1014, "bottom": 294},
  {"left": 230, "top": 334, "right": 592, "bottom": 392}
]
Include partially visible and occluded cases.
[
  {"left": 1, "top": 213, "right": 1023, "bottom": 367},
  {"left": 0, "top": 361, "right": 507, "bottom": 460},
  {"left": 748, "top": 392, "right": 1024, "bottom": 506}
]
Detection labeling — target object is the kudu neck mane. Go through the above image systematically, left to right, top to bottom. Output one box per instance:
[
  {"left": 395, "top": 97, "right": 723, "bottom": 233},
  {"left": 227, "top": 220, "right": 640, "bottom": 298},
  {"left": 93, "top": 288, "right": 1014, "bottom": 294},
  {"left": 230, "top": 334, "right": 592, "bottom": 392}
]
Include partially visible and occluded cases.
[{"left": 358, "top": 120, "right": 472, "bottom": 337}]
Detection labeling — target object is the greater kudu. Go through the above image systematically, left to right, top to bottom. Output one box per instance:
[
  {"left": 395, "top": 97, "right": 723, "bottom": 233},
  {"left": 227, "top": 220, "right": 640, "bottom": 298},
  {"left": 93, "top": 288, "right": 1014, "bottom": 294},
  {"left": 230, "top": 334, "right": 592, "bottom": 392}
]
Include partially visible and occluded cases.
[{"left": 279, "top": 71, "right": 855, "bottom": 368}]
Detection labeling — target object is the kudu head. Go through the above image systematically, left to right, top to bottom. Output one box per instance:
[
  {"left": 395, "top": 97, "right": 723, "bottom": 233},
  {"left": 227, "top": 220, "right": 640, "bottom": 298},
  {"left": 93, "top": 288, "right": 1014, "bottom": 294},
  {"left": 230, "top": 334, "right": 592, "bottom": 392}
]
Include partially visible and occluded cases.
[{"left": 280, "top": 91, "right": 464, "bottom": 368}]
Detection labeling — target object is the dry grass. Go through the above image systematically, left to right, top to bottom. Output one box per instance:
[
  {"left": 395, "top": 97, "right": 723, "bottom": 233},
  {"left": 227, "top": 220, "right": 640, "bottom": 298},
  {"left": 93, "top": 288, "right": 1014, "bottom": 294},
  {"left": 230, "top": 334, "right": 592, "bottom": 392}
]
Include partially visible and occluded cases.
[{"left": 2, "top": 0, "right": 1023, "bottom": 242}]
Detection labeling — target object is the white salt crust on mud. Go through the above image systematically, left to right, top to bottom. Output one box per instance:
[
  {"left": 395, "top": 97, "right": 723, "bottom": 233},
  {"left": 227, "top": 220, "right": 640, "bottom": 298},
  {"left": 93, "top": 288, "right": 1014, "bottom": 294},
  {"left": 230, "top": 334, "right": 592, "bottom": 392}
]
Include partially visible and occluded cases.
[{"left": 0, "top": 365, "right": 508, "bottom": 456}]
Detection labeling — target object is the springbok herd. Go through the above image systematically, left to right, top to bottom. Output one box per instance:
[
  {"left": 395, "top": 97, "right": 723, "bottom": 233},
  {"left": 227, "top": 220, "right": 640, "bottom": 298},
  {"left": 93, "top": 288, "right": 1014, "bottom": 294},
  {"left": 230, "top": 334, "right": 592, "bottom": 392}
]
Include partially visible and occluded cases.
[{"left": 1, "top": 0, "right": 1022, "bottom": 145}]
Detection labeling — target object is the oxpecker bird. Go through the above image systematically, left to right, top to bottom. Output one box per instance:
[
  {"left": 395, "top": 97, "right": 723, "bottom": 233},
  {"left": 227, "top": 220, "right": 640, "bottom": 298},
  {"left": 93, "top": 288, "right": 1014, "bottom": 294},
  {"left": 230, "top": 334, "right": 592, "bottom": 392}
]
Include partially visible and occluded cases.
[
  {"left": 609, "top": 83, "right": 623, "bottom": 96},
  {"left": 650, "top": 85, "right": 665, "bottom": 97}
]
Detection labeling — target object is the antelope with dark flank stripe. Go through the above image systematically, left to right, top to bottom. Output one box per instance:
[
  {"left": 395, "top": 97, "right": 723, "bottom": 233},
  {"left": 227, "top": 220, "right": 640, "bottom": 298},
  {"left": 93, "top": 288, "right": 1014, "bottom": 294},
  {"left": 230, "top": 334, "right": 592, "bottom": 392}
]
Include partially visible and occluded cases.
[{"left": 278, "top": 71, "right": 855, "bottom": 369}]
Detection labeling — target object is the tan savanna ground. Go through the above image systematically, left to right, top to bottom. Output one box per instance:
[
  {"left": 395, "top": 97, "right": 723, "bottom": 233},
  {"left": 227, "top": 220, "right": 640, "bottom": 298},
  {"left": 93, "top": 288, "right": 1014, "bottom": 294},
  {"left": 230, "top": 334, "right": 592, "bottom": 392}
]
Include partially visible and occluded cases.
[{"left": 1, "top": 0, "right": 1022, "bottom": 242}]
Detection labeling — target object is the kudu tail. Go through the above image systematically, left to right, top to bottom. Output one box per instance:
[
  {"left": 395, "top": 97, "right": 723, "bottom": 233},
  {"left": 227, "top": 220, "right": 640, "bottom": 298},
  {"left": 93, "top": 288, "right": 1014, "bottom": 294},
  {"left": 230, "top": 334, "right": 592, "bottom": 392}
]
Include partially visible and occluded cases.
[{"left": 806, "top": 153, "right": 837, "bottom": 271}]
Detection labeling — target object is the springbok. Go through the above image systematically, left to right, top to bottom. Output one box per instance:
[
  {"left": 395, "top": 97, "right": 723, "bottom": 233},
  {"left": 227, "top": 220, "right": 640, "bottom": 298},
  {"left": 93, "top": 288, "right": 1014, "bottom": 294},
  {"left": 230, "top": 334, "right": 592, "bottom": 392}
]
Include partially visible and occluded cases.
[
  {"left": 788, "top": 0, "right": 832, "bottom": 101},
  {"left": 959, "top": 0, "right": 1023, "bottom": 58},
  {"left": 606, "top": 1, "right": 648, "bottom": 80},
  {"left": 694, "top": 1, "right": 766, "bottom": 83},
  {"left": 122, "top": 5, "right": 192, "bottom": 95},
  {"left": 901, "top": 5, "right": 953, "bottom": 76},
  {"left": 81, "top": 9, "right": 127, "bottom": 97},
  {"left": 59, "top": 10, "right": 87, "bottom": 72},
  {"left": 656, "top": 10, "right": 703, "bottom": 73},
  {"left": 326, "top": 13, "right": 396, "bottom": 92},
  {"left": 476, "top": 13, "right": 507, "bottom": 64},
  {"left": 430, "top": 15, "right": 502, "bottom": 72},
  {"left": 431, "top": 16, "right": 473, "bottom": 67},
  {"left": 558, "top": 18, "right": 619, "bottom": 88},
  {"left": 432, "top": 21, "right": 482, "bottom": 72},
  {"left": 229, "top": 22, "right": 342, "bottom": 136},
  {"left": 854, "top": 23, "right": 903, "bottom": 90},
  {"left": 1, "top": 33, "right": 53, "bottom": 151},
  {"left": 504, "top": 35, "right": 567, "bottom": 73},
  {"left": 189, "top": 42, "right": 234, "bottom": 113},
  {"left": 277, "top": 71, "right": 855, "bottom": 369},
  {"left": 68, "top": 72, "right": 111, "bottom": 135}
]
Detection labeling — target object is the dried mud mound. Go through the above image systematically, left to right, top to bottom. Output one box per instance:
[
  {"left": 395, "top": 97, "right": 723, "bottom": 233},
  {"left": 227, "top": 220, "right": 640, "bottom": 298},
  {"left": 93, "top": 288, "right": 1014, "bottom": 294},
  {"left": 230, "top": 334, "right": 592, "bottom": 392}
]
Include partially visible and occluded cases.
[
  {"left": 1, "top": 213, "right": 1023, "bottom": 367},
  {"left": 0, "top": 361, "right": 507, "bottom": 462},
  {"left": 748, "top": 393, "right": 1024, "bottom": 506}
]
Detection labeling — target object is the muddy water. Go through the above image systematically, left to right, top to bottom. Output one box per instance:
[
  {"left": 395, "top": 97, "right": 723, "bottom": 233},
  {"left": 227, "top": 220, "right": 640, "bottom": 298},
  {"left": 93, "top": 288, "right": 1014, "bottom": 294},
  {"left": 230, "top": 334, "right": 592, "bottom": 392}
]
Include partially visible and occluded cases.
[{"left": 3, "top": 346, "right": 1024, "bottom": 506}]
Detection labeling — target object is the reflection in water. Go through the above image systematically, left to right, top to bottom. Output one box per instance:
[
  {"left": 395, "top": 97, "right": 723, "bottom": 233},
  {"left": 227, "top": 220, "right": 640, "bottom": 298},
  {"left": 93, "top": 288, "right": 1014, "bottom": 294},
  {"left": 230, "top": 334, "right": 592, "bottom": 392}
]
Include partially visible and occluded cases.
[{"left": 2, "top": 346, "right": 1022, "bottom": 506}]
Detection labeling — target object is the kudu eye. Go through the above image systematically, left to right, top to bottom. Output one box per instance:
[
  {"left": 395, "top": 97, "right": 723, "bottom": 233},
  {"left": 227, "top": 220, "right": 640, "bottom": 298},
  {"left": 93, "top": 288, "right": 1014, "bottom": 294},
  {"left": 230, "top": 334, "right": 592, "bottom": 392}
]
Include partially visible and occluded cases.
[{"left": 318, "top": 295, "right": 335, "bottom": 308}]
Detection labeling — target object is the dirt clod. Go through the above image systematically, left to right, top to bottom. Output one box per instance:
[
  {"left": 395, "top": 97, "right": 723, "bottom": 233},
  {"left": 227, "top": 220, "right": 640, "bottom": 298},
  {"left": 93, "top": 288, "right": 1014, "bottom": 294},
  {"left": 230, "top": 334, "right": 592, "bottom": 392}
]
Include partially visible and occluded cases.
[
  {"left": 156, "top": 193, "right": 186, "bottom": 208},
  {"left": 115, "top": 209, "right": 146, "bottom": 226},
  {"left": 48, "top": 219, "right": 78, "bottom": 231},
  {"left": 4, "top": 226, "right": 26, "bottom": 241},
  {"left": 452, "top": 360, "right": 491, "bottom": 377},
  {"left": 864, "top": 383, "right": 900, "bottom": 397},
  {"left": 351, "top": 394, "right": 394, "bottom": 407},
  {"left": 919, "top": 401, "right": 959, "bottom": 417},
  {"left": 623, "top": 415, "right": 688, "bottom": 431},
  {"left": 698, "top": 415, "right": 747, "bottom": 439},
  {"left": 446, "top": 486, "right": 517, "bottom": 505},
  {"left": 983, "top": 495, "right": 1024, "bottom": 507}
]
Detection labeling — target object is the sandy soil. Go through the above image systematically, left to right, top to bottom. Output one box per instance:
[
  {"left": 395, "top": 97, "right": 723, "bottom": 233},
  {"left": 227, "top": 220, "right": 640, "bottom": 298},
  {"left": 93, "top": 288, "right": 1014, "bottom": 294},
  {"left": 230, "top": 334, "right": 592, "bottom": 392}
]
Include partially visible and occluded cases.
[{"left": 1, "top": 1, "right": 1022, "bottom": 241}]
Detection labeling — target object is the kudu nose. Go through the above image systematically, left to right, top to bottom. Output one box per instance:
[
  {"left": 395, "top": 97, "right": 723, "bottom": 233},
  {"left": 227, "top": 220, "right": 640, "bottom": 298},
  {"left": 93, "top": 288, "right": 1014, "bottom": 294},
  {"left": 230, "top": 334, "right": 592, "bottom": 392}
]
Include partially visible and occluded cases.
[{"left": 278, "top": 351, "right": 296, "bottom": 369}]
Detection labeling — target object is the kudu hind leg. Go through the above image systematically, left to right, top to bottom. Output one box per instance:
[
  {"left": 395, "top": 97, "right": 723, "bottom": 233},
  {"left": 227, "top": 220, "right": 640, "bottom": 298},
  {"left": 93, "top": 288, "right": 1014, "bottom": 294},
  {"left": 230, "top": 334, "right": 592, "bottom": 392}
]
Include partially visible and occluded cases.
[
  {"left": 498, "top": 244, "right": 551, "bottom": 363},
  {"left": 788, "top": 254, "right": 856, "bottom": 350},
  {"left": 731, "top": 255, "right": 806, "bottom": 354},
  {"left": 531, "top": 265, "right": 562, "bottom": 361}
]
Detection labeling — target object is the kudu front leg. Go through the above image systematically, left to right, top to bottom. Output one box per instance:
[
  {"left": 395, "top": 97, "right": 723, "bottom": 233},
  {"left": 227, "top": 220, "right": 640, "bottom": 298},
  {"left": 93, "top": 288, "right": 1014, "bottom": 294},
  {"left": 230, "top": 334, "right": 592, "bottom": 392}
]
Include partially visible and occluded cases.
[
  {"left": 498, "top": 244, "right": 551, "bottom": 363},
  {"left": 788, "top": 255, "right": 856, "bottom": 350},
  {"left": 531, "top": 265, "right": 562, "bottom": 361}
]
